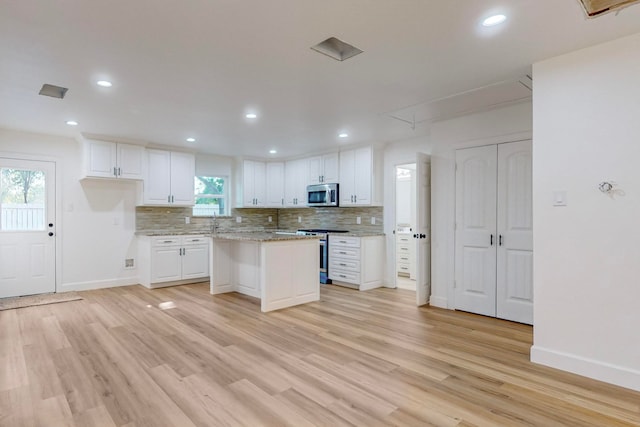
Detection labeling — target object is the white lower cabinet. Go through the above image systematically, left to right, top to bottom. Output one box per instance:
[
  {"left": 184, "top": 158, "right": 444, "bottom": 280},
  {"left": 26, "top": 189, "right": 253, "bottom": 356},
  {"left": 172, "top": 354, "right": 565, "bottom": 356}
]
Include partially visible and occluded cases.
[
  {"left": 396, "top": 233, "right": 415, "bottom": 279},
  {"left": 138, "top": 235, "right": 210, "bottom": 288},
  {"left": 328, "top": 235, "right": 384, "bottom": 290}
]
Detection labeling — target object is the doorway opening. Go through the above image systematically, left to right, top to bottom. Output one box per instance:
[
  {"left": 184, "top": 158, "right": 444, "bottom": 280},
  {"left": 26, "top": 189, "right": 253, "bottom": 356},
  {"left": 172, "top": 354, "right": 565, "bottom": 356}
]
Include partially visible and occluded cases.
[{"left": 395, "top": 163, "right": 416, "bottom": 291}]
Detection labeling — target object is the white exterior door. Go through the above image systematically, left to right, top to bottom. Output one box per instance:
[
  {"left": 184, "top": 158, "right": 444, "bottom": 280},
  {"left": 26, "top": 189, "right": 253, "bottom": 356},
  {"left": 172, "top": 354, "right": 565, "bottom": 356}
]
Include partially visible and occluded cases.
[
  {"left": 497, "top": 141, "right": 533, "bottom": 324},
  {"left": 454, "top": 145, "right": 498, "bottom": 317},
  {"left": 415, "top": 153, "right": 431, "bottom": 306},
  {"left": 0, "top": 158, "right": 56, "bottom": 298}
]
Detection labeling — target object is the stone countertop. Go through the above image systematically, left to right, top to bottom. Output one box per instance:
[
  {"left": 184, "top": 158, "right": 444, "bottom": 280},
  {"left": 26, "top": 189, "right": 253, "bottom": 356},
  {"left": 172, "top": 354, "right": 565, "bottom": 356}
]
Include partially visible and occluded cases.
[
  {"left": 135, "top": 230, "right": 385, "bottom": 238},
  {"left": 135, "top": 230, "right": 212, "bottom": 236},
  {"left": 210, "top": 231, "right": 320, "bottom": 242},
  {"left": 333, "top": 231, "right": 385, "bottom": 237}
]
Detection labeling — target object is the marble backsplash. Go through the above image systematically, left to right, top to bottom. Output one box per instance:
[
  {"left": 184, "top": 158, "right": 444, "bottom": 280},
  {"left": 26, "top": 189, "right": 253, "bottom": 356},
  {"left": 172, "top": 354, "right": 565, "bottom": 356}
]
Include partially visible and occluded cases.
[{"left": 136, "top": 206, "right": 383, "bottom": 234}]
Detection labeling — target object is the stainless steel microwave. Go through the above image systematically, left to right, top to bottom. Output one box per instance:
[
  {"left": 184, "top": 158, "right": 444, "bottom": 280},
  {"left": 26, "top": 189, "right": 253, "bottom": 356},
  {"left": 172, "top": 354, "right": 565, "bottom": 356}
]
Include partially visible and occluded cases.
[{"left": 307, "top": 183, "right": 339, "bottom": 207}]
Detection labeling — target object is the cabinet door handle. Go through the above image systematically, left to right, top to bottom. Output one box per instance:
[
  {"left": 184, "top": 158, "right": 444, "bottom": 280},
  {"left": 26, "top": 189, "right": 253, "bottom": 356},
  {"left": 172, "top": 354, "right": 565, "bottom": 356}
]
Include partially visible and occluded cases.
[
  {"left": 113, "top": 167, "right": 117, "bottom": 176},
  {"left": 117, "top": 167, "right": 121, "bottom": 176},
  {"left": 354, "top": 195, "right": 357, "bottom": 203},
  {"left": 490, "top": 234, "right": 494, "bottom": 246},
  {"left": 499, "top": 235, "right": 503, "bottom": 246}
]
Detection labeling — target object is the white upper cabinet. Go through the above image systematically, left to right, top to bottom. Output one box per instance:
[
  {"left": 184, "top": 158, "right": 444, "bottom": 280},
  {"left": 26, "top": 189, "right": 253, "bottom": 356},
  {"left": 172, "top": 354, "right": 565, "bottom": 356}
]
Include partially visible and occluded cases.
[
  {"left": 82, "top": 139, "right": 144, "bottom": 180},
  {"left": 339, "top": 146, "right": 375, "bottom": 206},
  {"left": 143, "top": 149, "right": 195, "bottom": 206},
  {"left": 307, "top": 153, "right": 339, "bottom": 184},
  {"left": 284, "top": 158, "right": 307, "bottom": 207},
  {"left": 242, "top": 160, "right": 266, "bottom": 207},
  {"left": 266, "top": 162, "right": 285, "bottom": 207}
]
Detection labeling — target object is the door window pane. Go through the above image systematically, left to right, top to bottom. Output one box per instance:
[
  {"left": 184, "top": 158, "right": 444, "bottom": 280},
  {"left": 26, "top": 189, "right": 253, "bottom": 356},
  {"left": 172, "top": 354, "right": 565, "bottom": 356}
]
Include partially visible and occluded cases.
[{"left": 0, "top": 168, "right": 46, "bottom": 230}]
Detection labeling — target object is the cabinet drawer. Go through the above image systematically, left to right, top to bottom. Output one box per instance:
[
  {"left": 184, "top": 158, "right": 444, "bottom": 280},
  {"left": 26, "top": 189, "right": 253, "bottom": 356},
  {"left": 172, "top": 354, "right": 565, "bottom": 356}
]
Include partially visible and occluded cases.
[
  {"left": 183, "top": 235, "right": 208, "bottom": 245},
  {"left": 329, "top": 235, "right": 360, "bottom": 248},
  {"left": 396, "top": 235, "right": 412, "bottom": 244},
  {"left": 151, "top": 236, "right": 181, "bottom": 246},
  {"left": 396, "top": 244, "right": 411, "bottom": 254},
  {"left": 330, "top": 246, "right": 360, "bottom": 259},
  {"left": 396, "top": 253, "right": 411, "bottom": 263},
  {"left": 330, "top": 258, "right": 360, "bottom": 272},
  {"left": 397, "top": 263, "right": 411, "bottom": 274},
  {"left": 329, "top": 269, "right": 360, "bottom": 284}
]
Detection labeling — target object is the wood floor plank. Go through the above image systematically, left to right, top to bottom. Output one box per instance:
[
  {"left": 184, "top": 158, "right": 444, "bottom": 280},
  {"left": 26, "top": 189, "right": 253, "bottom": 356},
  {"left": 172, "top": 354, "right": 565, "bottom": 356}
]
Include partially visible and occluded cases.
[{"left": 0, "top": 282, "right": 638, "bottom": 426}]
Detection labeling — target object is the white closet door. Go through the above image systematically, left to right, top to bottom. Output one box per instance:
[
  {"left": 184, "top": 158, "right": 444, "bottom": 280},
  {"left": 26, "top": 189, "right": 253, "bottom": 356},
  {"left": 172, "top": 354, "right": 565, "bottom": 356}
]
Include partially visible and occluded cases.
[
  {"left": 497, "top": 140, "right": 533, "bottom": 324},
  {"left": 454, "top": 145, "right": 497, "bottom": 317}
]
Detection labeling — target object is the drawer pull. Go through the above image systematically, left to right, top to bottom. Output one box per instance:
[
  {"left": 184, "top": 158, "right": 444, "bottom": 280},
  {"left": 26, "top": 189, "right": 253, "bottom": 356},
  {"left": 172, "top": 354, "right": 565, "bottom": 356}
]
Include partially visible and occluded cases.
[
  {"left": 191, "top": 239, "right": 200, "bottom": 242},
  {"left": 163, "top": 240, "right": 173, "bottom": 243},
  {"left": 338, "top": 240, "right": 348, "bottom": 243},
  {"left": 339, "top": 251, "right": 347, "bottom": 254},
  {"left": 401, "top": 257, "right": 408, "bottom": 260},
  {"left": 339, "top": 263, "right": 347, "bottom": 266},
  {"left": 339, "top": 274, "right": 347, "bottom": 278}
]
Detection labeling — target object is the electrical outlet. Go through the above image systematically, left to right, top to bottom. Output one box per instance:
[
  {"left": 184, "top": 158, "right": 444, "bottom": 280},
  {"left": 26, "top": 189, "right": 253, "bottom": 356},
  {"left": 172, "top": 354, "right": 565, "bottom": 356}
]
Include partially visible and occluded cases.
[
  {"left": 184, "top": 216, "right": 190, "bottom": 224},
  {"left": 236, "top": 216, "right": 242, "bottom": 223},
  {"left": 268, "top": 216, "right": 272, "bottom": 223},
  {"left": 298, "top": 216, "right": 302, "bottom": 223},
  {"left": 356, "top": 216, "right": 361, "bottom": 225},
  {"left": 371, "top": 217, "right": 376, "bottom": 225},
  {"left": 124, "top": 258, "right": 135, "bottom": 269}
]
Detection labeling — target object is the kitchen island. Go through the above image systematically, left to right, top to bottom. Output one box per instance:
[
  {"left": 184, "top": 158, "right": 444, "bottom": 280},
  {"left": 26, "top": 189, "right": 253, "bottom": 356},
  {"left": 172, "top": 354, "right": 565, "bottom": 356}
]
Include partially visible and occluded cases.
[{"left": 209, "top": 232, "right": 320, "bottom": 312}]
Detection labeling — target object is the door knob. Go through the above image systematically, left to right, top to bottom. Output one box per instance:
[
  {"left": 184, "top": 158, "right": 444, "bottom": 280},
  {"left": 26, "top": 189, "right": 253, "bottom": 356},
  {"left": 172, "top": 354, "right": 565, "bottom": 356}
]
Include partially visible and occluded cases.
[
  {"left": 48, "top": 223, "right": 54, "bottom": 227},
  {"left": 48, "top": 232, "right": 54, "bottom": 236}
]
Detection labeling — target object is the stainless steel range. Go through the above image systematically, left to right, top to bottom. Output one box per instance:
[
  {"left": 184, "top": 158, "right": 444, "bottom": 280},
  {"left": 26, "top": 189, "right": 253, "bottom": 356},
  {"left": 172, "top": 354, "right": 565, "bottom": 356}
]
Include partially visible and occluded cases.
[{"left": 297, "top": 229, "right": 348, "bottom": 284}]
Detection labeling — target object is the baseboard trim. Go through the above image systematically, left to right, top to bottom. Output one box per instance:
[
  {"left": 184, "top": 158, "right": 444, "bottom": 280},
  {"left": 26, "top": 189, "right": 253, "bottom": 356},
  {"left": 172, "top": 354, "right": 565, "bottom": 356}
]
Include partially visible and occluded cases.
[
  {"left": 58, "top": 278, "right": 140, "bottom": 292},
  {"left": 429, "top": 295, "right": 448, "bottom": 309},
  {"left": 531, "top": 345, "right": 640, "bottom": 392}
]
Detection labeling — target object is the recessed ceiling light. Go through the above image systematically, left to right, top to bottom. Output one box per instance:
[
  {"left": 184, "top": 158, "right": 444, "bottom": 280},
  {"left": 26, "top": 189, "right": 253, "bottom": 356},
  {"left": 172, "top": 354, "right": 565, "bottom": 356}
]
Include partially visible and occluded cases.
[
  {"left": 482, "top": 14, "right": 506, "bottom": 27},
  {"left": 96, "top": 80, "right": 113, "bottom": 88},
  {"left": 246, "top": 113, "right": 257, "bottom": 119},
  {"left": 66, "top": 120, "right": 78, "bottom": 126},
  {"left": 338, "top": 133, "right": 349, "bottom": 138},
  {"left": 186, "top": 137, "right": 196, "bottom": 142},
  {"left": 269, "top": 149, "right": 277, "bottom": 154}
]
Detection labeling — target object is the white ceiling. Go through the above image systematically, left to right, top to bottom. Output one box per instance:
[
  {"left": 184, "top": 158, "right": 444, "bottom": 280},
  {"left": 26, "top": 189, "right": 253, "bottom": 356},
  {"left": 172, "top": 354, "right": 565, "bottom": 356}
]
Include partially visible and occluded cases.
[{"left": 2, "top": 1, "right": 640, "bottom": 159}]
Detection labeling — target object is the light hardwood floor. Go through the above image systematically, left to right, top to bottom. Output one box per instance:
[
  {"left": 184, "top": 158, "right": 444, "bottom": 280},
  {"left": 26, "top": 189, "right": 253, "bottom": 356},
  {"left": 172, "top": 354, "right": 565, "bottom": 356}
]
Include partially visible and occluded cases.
[{"left": 1, "top": 283, "right": 639, "bottom": 426}]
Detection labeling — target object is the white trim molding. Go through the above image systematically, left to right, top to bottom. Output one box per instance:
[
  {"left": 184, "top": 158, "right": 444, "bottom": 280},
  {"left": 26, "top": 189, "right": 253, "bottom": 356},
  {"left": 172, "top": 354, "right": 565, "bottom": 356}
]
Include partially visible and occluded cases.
[
  {"left": 59, "top": 278, "right": 140, "bottom": 292},
  {"left": 429, "top": 295, "right": 448, "bottom": 309},
  {"left": 531, "top": 345, "right": 640, "bottom": 392}
]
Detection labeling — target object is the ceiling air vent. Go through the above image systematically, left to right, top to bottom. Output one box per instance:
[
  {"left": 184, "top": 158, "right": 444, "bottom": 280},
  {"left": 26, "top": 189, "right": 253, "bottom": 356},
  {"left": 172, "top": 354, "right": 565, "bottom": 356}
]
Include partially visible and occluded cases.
[
  {"left": 578, "top": 0, "right": 640, "bottom": 17},
  {"left": 311, "top": 37, "right": 363, "bottom": 62},
  {"left": 39, "top": 84, "right": 68, "bottom": 99}
]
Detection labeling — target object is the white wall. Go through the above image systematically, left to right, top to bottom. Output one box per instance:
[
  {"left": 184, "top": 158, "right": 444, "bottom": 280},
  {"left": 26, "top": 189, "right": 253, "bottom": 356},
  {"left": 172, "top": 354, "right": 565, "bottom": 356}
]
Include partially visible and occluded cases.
[
  {"left": 531, "top": 33, "right": 640, "bottom": 391},
  {"left": 429, "top": 101, "right": 532, "bottom": 308},
  {"left": 0, "top": 129, "right": 139, "bottom": 291},
  {"left": 382, "top": 136, "right": 431, "bottom": 286}
]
